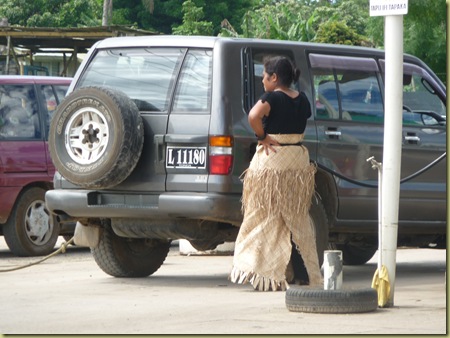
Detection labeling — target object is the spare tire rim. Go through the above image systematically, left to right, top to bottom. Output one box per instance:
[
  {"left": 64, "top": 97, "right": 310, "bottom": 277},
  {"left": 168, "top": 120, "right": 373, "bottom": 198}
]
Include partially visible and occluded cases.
[{"left": 65, "top": 107, "right": 110, "bottom": 165}]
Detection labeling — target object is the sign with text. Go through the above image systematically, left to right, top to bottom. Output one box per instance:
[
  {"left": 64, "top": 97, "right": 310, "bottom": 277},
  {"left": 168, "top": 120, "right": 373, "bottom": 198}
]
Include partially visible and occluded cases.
[{"left": 370, "top": 0, "right": 408, "bottom": 16}]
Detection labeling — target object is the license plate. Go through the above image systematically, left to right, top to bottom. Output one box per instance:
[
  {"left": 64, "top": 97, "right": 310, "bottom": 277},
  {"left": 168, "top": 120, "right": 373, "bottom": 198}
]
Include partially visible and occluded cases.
[{"left": 166, "top": 146, "right": 207, "bottom": 169}]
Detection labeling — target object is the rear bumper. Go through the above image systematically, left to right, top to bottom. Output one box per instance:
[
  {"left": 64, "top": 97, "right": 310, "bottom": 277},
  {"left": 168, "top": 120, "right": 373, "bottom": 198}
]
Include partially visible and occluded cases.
[{"left": 45, "top": 189, "right": 243, "bottom": 225}]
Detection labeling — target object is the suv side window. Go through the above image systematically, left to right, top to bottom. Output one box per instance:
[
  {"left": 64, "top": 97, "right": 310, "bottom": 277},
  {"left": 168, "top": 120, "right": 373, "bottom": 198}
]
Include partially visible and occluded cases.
[
  {"left": 77, "top": 48, "right": 186, "bottom": 112},
  {"left": 172, "top": 49, "right": 212, "bottom": 114},
  {"left": 243, "top": 49, "right": 296, "bottom": 113},
  {"left": 309, "top": 54, "right": 383, "bottom": 123},
  {"left": 380, "top": 60, "right": 446, "bottom": 126},
  {"left": 0, "top": 85, "right": 40, "bottom": 139}
]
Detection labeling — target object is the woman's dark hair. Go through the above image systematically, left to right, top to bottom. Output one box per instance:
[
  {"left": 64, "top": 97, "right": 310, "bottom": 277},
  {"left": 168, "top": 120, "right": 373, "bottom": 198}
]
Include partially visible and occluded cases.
[{"left": 263, "top": 56, "right": 300, "bottom": 87}]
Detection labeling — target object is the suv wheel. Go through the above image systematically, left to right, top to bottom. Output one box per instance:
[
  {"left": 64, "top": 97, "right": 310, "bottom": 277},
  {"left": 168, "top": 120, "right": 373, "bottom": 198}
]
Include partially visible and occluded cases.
[
  {"left": 49, "top": 86, "right": 144, "bottom": 189},
  {"left": 3, "top": 187, "right": 59, "bottom": 256},
  {"left": 290, "top": 196, "right": 329, "bottom": 283},
  {"left": 92, "top": 225, "right": 171, "bottom": 277}
]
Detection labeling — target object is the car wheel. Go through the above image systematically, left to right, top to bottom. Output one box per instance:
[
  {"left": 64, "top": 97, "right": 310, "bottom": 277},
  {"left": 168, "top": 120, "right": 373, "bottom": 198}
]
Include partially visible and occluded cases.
[
  {"left": 49, "top": 86, "right": 144, "bottom": 189},
  {"left": 3, "top": 187, "right": 59, "bottom": 256},
  {"left": 290, "top": 196, "right": 329, "bottom": 284},
  {"left": 91, "top": 224, "right": 171, "bottom": 277},
  {"left": 329, "top": 243, "right": 377, "bottom": 265},
  {"left": 286, "top": 286, "right": 378, "bottom": 313}
]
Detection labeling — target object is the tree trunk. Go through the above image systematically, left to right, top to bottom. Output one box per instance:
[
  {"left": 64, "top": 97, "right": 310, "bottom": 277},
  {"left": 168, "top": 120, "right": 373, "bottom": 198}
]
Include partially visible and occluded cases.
[{"left": 102, "top": 0, "right": 113, "bottom": 26}]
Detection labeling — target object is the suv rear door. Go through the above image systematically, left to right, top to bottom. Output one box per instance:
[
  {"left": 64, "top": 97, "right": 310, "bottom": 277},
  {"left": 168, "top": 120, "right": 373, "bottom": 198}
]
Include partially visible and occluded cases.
[
  {"left": 75, "top": 47, "right": 187, "bottom": 192},
  {"left": 165, "top": 49, "right": 213, "bottom": 192}
]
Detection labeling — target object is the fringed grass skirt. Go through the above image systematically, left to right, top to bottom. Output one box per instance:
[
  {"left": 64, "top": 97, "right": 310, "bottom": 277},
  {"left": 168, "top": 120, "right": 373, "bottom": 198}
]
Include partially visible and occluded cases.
[{"left": 230, "top": 134, "right": 320, "bottom": 291}]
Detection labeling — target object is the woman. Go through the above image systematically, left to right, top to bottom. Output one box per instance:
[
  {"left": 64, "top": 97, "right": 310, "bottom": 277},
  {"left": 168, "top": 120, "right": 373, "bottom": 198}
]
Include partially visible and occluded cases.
[{"left": 230, "top": 56, "right": 323, "bottom": 291}]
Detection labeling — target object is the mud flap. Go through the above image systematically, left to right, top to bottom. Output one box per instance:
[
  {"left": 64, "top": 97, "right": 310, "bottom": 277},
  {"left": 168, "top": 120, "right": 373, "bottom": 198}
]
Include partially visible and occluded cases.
[{"left": 74, "top": 222, "right": 102, "bottom": 248}]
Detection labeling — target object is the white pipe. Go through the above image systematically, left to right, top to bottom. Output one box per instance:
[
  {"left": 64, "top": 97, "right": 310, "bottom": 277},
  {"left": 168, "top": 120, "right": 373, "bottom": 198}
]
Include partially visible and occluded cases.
[
  {"left": 381, "top": 15, "right": 404, "bottom": 307},
  {"left": 323, "top": 250, "right": 343, "bottom": 290}
]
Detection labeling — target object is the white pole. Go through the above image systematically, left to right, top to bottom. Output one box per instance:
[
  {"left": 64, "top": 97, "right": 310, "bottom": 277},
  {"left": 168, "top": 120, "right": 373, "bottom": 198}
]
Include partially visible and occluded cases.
[
  {"left": 381, "top": 15, "right": 404, "bottom": 307},
  {"left": 323, "top": 250, "right": 343, "bottom": 290}
]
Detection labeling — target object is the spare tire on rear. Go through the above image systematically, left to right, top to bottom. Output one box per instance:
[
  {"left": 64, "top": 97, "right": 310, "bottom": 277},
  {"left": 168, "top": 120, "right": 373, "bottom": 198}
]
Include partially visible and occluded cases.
[{"left": 49, "top": 86, "right": 144, "bottom": 189}]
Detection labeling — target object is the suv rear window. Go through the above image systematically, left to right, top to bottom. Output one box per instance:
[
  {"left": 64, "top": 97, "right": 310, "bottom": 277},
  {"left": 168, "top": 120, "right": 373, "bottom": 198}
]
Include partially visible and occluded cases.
[
  {"left": 77, "top": 48, "right": 186, "bottom": 112},
  {"left": 171, "top": 49, "right": 212, "bottom": 114}
]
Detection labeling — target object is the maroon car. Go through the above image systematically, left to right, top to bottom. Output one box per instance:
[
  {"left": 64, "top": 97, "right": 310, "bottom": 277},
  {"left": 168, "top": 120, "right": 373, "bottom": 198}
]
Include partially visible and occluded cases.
[{"left": 0, "top": 75, "right": 72, "bottom": 256}]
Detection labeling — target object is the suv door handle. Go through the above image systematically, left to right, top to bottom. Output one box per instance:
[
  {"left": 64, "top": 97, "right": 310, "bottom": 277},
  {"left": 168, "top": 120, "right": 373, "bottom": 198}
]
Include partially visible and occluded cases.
[
  {"left": 325, "top": 129, "right": 341, "bottom": 139},
  {"left": 404, "top": 134, "right": 421, "bottom": 144}
]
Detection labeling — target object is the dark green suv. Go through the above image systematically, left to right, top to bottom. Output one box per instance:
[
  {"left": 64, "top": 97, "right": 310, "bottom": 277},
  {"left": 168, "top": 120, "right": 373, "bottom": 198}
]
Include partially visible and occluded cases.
[{"left": 46, "top": 36, "right": 446, "bottom": 278}]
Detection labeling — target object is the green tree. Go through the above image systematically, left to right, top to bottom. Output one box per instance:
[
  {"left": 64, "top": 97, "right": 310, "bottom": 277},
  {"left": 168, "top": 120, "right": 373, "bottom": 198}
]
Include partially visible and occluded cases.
[
  {"left": 0, "top": 0, "right": 102, "bottom": 27},
  {"left": 110, "top": 0, "right": 255, "bottom": 34},
  {"left": 172, "top": 0, "right": 213, "bottom": 36},
  {"left": 234, "top": 0, "right": 370, "bottom": 45},
  {"left": 237, "top": 0, "right": 314, "bottom": 40},
  {"left": 365, "top": 0, "right": 446, "bottom": 82},
  {"left": 404, "top": 0, "right": 446, "bottom": 82},
  {"left": 314, "top": 20, "right": 364, "bottom": 46}
]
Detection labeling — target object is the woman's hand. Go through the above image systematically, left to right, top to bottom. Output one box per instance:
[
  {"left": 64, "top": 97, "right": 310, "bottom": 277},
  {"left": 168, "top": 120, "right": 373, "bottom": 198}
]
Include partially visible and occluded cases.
[{"left": 258, "top": 134, "right": 279, "bottom": 155}]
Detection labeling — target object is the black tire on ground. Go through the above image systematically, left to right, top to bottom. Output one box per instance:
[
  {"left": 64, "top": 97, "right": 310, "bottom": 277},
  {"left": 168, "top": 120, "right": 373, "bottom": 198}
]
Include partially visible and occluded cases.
[
  {"left": 49, "top": 86, "right": 144, "bottom": 189},
  {"left": 3, "top": 187, "right": 59, "bottom": 256},
  {"left": 290, "top": 196, "right": 329, "bottom": 283},
  {"left": 91, "top": 225, "right": 171, "bottom": 277},
  {"left": 329, "top": 243, "right": 377, "bottom": 266},
  {"left": 286, "top": 287, "right": 378, "bottom": 313}
]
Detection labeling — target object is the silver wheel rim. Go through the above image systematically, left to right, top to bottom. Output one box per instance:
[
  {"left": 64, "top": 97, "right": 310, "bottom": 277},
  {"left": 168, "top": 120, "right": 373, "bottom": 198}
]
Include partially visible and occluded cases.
[
  {"left": 65, "top": 107, "right": 109, "bottom": 164},
  {"left": 25, "top": 200, "right": 54, "bottom": 246}
]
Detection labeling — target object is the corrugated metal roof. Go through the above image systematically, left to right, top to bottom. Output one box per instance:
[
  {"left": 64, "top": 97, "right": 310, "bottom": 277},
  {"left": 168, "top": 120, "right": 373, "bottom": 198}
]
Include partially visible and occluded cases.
[{"left": 0, "top": 25, "right": 158, "bottom": 53}]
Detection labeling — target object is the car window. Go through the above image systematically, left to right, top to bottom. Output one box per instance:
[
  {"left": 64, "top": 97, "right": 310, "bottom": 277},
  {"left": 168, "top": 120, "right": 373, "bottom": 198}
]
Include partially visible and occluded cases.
[
  {"left": 77, "top": 48, "right": 185, "bottom": 113},
  {"left": 243, "top": 48, "right": 296, "bottom": 113},
  {"left": 171, "top": 49, "right": 212, "bottom": 114},
  {"left": 310, "top": 54, "right": 383, "bottom": 123},
  {"left": 380, "top": 60, "right": 446, "bottom": 127},
  {"left": 402, "top": 67, "right": 446, "bottom": 126},
  {"left": 338, "top": 71, "right": 383, "bottom": 123},
  {"left": 314, "top": 73, "right": 340, "bottom": 119},
  {"left": 0, "top": 84, "right": 40, "bottom": 139},
  {"left": 41, "top": 84, "right": 69, "bottom": 138},
  {"left": 53, "top": 85, "right": 69, "bottom": 102}
]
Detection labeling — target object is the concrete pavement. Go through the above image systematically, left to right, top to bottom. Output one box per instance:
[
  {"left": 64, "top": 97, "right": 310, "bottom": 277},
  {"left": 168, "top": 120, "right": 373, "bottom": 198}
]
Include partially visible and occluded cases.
[{"left": 0, "top": 238, "right": 446, "bottom": 334}]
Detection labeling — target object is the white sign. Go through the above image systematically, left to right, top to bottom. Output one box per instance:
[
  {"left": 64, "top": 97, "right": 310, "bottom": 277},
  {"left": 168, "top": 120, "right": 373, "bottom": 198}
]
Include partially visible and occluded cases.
[{"left": 370, "top": 0, "right": 408, "bottom": 16}]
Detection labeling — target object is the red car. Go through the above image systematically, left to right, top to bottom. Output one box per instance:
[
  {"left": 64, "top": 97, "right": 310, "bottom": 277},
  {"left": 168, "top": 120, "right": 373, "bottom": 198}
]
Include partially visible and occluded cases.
[{"left": 0, "top": 75, "right": 73, "bottom": 256}]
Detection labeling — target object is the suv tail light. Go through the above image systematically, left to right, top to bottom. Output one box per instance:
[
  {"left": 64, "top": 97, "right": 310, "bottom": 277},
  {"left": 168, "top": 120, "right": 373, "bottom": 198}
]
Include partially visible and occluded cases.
[{"left": 209, "top": 136, "right": 233, "bottom": 175}]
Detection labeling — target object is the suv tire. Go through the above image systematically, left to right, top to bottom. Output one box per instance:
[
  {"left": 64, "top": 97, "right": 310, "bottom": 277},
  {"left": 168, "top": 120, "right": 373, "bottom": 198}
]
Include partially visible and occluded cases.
[
  {"left": 49, "top": 86, "right": 144, "bottom": 189},
  {"left": 3, "top": 187, "right": 59, "bottom": 256},
  {"left": 290, "top": 196, "right": 329, "bottom": 283},
  {"left": 92, "top": 224, "right": 171, "bottom": 277}
]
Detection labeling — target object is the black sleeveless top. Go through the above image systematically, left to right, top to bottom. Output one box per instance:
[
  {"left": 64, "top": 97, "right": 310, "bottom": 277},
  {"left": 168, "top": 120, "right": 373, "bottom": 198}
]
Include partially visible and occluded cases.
[{"left": 260, "top": 91, "right": 311, "bottom": 134}]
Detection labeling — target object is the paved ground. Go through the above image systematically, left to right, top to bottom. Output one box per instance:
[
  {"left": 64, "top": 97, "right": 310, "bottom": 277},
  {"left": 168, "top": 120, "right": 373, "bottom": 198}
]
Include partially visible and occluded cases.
[{"left": 0, "top": 237, "right": 447, "bottom": 334}]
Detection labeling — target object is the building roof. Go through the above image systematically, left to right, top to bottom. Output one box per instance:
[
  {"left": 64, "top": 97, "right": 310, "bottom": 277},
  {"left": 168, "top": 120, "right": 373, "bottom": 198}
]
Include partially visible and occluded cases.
[{"left": 0, "top": 25, "right": 158, "bottom": 53}]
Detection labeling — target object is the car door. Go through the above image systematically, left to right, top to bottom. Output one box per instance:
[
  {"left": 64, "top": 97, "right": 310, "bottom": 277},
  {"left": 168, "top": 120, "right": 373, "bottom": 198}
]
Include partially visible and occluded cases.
[
  {"left": 309, "top": 53, "right": 384, "bottom": 221},
  {"left": 381, "top": 61, "right": 446, "bottom": 222}
]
